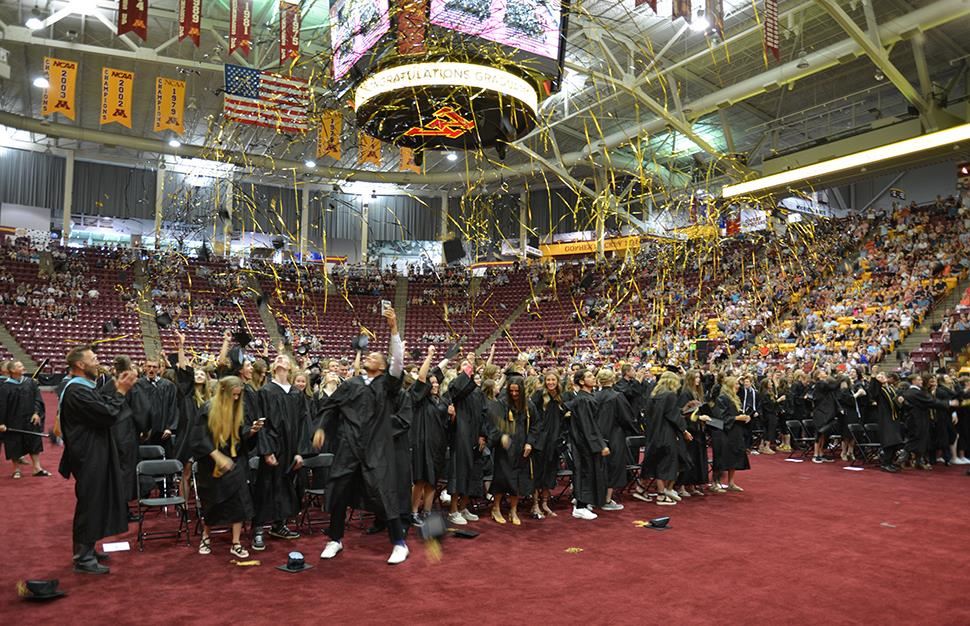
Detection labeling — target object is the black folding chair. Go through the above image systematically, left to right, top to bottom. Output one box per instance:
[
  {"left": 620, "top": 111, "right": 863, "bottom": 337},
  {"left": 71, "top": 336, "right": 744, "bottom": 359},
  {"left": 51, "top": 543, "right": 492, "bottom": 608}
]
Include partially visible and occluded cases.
[
  {"left": 786, "top": 420, "right": 814, "bottom": 458},
  {"left": 848, "top": 423, "right": 880, "bottom": 466},
  {"left": 864, "top": 423, "right": 881, "bottom": 463},
  {"left": 622, "top": 435, "right": 647, "bottom": 494},
  {"left": 137, "top": 445, "right": 167, "bottom": 498},
  {"left": 550, "top": 445, "right": 574, "bottom": 503},
  {"left": 297, "top": 453, "right": 334, "bottom": 534},
  {"left": 136, "top": 459, "right": 190, "bottom": 550}
]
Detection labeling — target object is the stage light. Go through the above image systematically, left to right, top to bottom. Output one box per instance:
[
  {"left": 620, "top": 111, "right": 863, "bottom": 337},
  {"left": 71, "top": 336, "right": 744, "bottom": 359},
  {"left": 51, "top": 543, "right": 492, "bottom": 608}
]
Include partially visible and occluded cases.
[
  {"left": 25, "top": 6, "right": 44, "bottom": 30},
  {"left": 690, "top": 10, "right": 710, "bottom": 33},
  {"left": 796, "top": 50, "right": 809, "bottom": 69},
  {"left": 32, "top": 76, "right": 49, "bottom": 89},
  {"left": 722, "top": 122, "right": 970, "bottom": 198},
  {"left": 168, "top": 138, "right": 181, "bottom": 148},
  {"left": 446, "top": 153, "right": 458, "bottom": 162},
  {"left": 304, "top": 159, "right": 316, "bottom": 168}
]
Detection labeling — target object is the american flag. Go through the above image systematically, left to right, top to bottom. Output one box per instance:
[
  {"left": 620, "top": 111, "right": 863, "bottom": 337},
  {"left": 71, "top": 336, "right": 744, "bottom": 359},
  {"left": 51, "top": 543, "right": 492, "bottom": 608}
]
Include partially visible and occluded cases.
[{"left": 223, "top": 64, "right": 309, "bottom": 134}]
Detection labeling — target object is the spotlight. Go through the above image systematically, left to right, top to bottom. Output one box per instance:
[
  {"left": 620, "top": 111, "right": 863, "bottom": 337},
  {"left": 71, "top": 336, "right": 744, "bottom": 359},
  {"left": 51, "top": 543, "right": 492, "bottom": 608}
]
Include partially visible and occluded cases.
[
  {"left": 25, "top": 6, "right": 44, "bottom": 30},
  {"left": 690, "top": 10, "right": 710, "bottom": 33},
  {"left": 796, "top": 49, "right": 809, "bottom": 69},
  {"left": 874, "top": 69, "right": 885, "bottom": 81},
  {"left": 32, "top": 76, "right": 49, "bottom": 89},
  {"left": 168, "top": 138, "right": 181, "bottom": 148},
  {"left": 446, "top": 152, "right": 458, "bottom": 162},
  {"left": 304, "top": 159, "right": 316, "bottom": 168}
]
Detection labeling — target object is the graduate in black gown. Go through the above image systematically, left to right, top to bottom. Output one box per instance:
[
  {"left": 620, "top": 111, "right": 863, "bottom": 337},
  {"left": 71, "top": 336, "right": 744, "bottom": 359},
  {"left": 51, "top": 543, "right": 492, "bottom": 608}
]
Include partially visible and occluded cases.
[
  {"left": 314, "top": 308, "right": 411, "bottom": 564},
  {"left": 171, "top": 331, "right": 210, "bottom": 498},
  {"left": 58, "top": 345, "right": 135, "bottom": 575},
  {"left": 409, "top": 346, "right": 449, "bottom": 523},
  {"left": 252, "top": 354, "right": 308, "bottom": 549},
  {"left": 101, "top": 356, "right": 140, "bottom": 505},
  {"left": 129, "top": 357, "right": 179, "bottom": 458},
  {"left": 442, "top": 357, "right": 488, "bottom": 526},
  {"left": 3, "top": 360, "right": 49, "bottom": 478},
  {"left": 614, "top": 364, "right": 645, "bottom": 422},
  {"left": 530, "top": 368, "right": 566, "bottom": 519},
  {"left": 593, "top": 368, "right": 639, "bottom": 511},
  {"left": 564, "top": 369, "right": 609, "bottom": 520},
  {"left": 678, "top": 369, "right": 711, "bottom": 495},
  {"left": 868, "top": 370, "right": 905, "bottom": 472},
  {"left": 811, "top": 371, "right": 844, "bottom": 463},
  {"left": 642, "top": 372, "right": 692, "bottom": 506},
  {"left": 932, "top": 373, "right": 960, "bottom": 464},
  {"left": 901, "top": 374, "right": 957, "bottom": 469},
  {"left": 486, "top": 375, "right": 540, "bottom": 526},
  {"left": 192, "top": 376, "right": 260, "bottom": 560},
  {"left": 710, "top": 376, "right": 751, "bottom": 493}
]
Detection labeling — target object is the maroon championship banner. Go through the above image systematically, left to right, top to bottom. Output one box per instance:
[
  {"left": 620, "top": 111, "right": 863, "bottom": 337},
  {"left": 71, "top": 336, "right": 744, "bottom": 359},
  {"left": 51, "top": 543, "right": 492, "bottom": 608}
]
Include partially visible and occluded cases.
[
  {"left": 117, "top": 0, "right": 148, "bottom": 40},
  {"left": 178, "top": 0, "right": 202, "bottom": 47},
  {"left": 229, "top": 0, "right": 252, "bottom": 56},
  {"left": 279, "top": 1, "right": 301, "bottom": 64}
]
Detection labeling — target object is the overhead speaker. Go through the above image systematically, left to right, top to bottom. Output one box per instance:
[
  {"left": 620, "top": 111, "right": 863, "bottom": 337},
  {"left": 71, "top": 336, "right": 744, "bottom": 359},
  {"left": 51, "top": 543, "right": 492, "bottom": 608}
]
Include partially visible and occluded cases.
[{"left": 443, "top": 238, "right": 465, "bottom": 264}]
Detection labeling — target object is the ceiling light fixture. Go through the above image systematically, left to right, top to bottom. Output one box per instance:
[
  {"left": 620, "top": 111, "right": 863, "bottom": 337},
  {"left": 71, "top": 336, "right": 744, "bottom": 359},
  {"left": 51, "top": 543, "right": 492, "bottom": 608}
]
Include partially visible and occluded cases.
[
  {"left": 25, "top": 6, "right": 44, "bottom": 30},
  {"left": 690, "top": 10, "right": 710, "bottom": 33},
  {"left": 796, "top": 49, "right": 809, "bottom": 69},
  {"left": 32, "top": 76, "right": 49, "bottom": 89},
  {"left": 722, "top": 122, "right": 970, "bottom": 198},
  {"left": 168, "top": 138, "right": 182, "bottom": 148},
  {"left": 446, "top": 152, "right": 458, "bottom": 162},
  {"left": 304, "top": 159, "right": 316, "bottom": 168}
]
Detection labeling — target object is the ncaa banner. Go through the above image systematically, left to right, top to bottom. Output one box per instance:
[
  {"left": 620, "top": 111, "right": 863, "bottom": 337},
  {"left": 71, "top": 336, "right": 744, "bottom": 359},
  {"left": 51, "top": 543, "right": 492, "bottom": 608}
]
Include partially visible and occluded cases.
[
  {"left": 118, "top": 0, "right": 148, "bottom": 40},
  {"left": 178, "top": 0, "right": 201, "bottom": 46},
  {"left": 229, "top": 0, "right": 253, "bottom": 56},
  {"left": 279, "top": 0, "right": 301, "bottom": 64},
  {"left": 41, "top": 57, "right": 78, "bottom": 120},
  {"left": 100, "top": 67, "right": 135, "bottom": 128},
  {"left": 154, "top": 77, "right": 186, "bottom": 133},
  {"left": 317, "top": 110, "right": 342, "bottom": 160},
  {"left": 358, "top": 132, "right": 382, "bottom": 166},
  {"left": 400, "top": 147, "right": 421, "bottom": 173}
]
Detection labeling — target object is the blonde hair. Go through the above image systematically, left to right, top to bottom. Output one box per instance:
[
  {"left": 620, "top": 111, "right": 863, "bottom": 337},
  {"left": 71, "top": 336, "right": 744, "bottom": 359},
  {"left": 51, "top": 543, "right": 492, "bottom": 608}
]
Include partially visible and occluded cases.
[
  {"left": 251, "top": 359, "right": 268, "bottom": 388},
  {"left": 541, "top": 368, "right": 562, "bottom": 409},
  {"left": 597, "top": 368, "right": 616, "bottom": 386},
  {"left": 193, "top": 371, "right": 212, "bottom": 407},
  {"left": 651, "top": 371, "right": 682, "bottom": 396},
  {"left": 208, "top": 376, "right": 245, "bottom": 456},
  {"left": 720, "top": 376, "right": 741, "bottom": 411}
]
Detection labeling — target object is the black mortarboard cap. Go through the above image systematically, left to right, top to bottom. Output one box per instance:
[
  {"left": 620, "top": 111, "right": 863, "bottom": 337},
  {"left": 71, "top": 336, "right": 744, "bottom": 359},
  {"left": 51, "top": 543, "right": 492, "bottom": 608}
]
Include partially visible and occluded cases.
[
  {"left": 155, "top": 312, "right": 172, "bottom": 329},
  {"left": 232, "top": 328, "right": 253, "bottom": 348},
  {"left": 351, "top": 334, "right": 369, "bottom": 352},
  {"left": 444, "top": 336, "right": 465, "bottom": 360}
]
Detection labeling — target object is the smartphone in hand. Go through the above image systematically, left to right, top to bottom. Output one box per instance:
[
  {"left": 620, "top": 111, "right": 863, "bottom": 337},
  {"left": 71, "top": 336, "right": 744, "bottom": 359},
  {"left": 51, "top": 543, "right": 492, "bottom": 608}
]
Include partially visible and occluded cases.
[{"left": 381, "top": 300, "right": 392, "bottom": 313}]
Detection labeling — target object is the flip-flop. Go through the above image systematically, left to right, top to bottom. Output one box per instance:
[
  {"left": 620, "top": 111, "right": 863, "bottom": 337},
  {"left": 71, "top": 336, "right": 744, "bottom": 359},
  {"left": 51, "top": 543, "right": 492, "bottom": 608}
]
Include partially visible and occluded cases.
[
  {"left": 33, "top": 469, "right": 52, "bottom": 477},
  {"left": 12, "top": 470, "right": 22, "bottom": 479}
]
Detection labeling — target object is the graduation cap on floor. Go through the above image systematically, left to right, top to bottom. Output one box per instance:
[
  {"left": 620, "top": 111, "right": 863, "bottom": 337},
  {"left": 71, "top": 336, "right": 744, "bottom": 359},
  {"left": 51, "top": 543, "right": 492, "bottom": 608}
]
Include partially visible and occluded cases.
[
  {"left": 155, "top": 312, "right": 173, "bottom": 329},
  {"left": 351, "top": 334, "right": 369, "bottom": 352},
  {"left": 646, "top": 516, "right": 671, "bottom": 531},
  {"left": 446, "top": 527, "right": 480, "bottom": 539},
  {"left": 276, "top": 551, "right": 312, "bottom": 573},
  {"left": 17, "top": 579, "right": 66, "bottom": 601}
]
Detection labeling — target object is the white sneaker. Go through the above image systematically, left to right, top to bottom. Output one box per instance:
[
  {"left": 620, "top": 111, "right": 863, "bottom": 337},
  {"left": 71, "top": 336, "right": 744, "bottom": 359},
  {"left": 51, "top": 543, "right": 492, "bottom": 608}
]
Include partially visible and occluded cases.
[
  {"left": 958, "top": 457, "right": 970, "bottom": 465},
  {"left": 677, "top": 488, "right": 691, "bottom": 498},
  {"left": 664, "top": 489, "right": 682, "bottom": 502},
  {"left": 439, "top": 490, "right": 452, "bottom": 505},
  {"left": 601, "top": 500, "right": 624, "bottom": 511},
  {"left": 572, "top": 506, "right": 598, "bottom": 520},
  {"left": 460, "top": 508, "right": 479, "bottom": 522},
  {"left": 447, "top": 511, "right": 467, "bottom": 525},
  {"left": 320, "top": 540, "right": 343, "bottom": 559},
  {"left": 387, "top": 544, "right": 409, "bottom": 565}
]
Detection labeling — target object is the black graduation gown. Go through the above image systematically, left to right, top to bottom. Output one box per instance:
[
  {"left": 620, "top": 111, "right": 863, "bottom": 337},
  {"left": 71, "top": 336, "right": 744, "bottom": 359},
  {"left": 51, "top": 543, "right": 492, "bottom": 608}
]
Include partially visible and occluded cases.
[
  {"left": 172, "top": 367, "right": 200, "bottom": 464},
  {"left": 317, "top": 373, "right": 405, "bottom": 519},
  {"left": 443, "top": 373, "right": 487, "bottom": 498},
  {"left": 2, "top": 376, "right": 45, "bottom": 458},
  {"left": 130, "top": 376, "right": 179, "bottom": 454},
  {"left": 100, "top": 378, "right": 139, "bottom": 502},
  {"left": 614, "top": 378, "right": 644, "bottom": 422},
  {"left": 811, "top": 378, "right": 842, "bottom": 435},
  {"left": 868, "top": 379, "right": 903, "bottom": 449},
  {"left": 410, "top": 380, "right": 450, "bottom": 484},
  {"left": 789, "top": 380, "right": 809, "bottom": 422},
  {"left": 58, "top": 381, "right": 129, "bottom": 545},
  {"left": 253, "top": 381, "right": 310, "bottom": 524},
  {"left": 902, "top": 385, "right": 950, "bottom": 461},
  {"left": 933, "top": 385, "right": 958, "bottom": 453},
  {"left": 390, "top": 387, "right": 414, "bottom": 515},
  {"left": 593, "top": 387, "right": 638, "bottom": 489},
  {"left": 530, "top": 390, "right": 566, "bottom": 490},
  {"left": 641, "top": 390, "right": 690, "bottom": 482},
  {"left": 564, "top": 391, "right": 607, "bottom": 507},
  {"left": 681, "top": 393, "right": 710, "bottom": 485},
  {"left": 711, "top": 394, "right": 750, "bottom": 472},
  {"left": 486, "top": 398, "right": 540, "bottom": 496},
  {"left": 191, "top": 404, "right": 256, "bottom": 526}
]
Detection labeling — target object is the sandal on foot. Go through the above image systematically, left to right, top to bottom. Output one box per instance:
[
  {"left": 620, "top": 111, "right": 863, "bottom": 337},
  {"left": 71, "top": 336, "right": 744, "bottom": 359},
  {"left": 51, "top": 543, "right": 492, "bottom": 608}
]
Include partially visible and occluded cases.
[
  {"left": 33, "top": 469, "right": 52, "bottom": 477},
  {"left": 12, "top": 470, "right": 21, "bottom": 479},
  {"left": 198, "top": 537, "right": 211, "bottom": 555},
  {"left": 230, "top": 543, "right": 249, "bottom": 559}
]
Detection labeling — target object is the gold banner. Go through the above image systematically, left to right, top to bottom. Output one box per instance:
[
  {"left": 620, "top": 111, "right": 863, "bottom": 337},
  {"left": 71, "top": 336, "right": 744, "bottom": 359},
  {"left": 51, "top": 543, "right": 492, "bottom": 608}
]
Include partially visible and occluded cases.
[
  {"left": 41, "top": 57, "right": 78, "bottom": 120},
  {"left": 100, "top": 67, "right": 135, "bottom": 128},
  {"left": 153, "top": 77, "right": 185, "bottom": 133},
  {"left": 317, "top": 110, "right": 342, "bottom": 160},
  {"left": 358, "top": 132, "right": 382, "bottom": 166},
  {"left": 400, "top": 147, "right": 421, "bottom": 173},
  {"left": 539, "top": 235, "right": 641, "bottom": 257}
]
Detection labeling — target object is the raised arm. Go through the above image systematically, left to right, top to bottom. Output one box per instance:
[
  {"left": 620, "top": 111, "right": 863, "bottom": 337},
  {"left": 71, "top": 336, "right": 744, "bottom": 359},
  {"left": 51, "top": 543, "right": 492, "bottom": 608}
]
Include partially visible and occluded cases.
[{"left": 418, "top": 345, "right": 435, "bottom": 383}]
